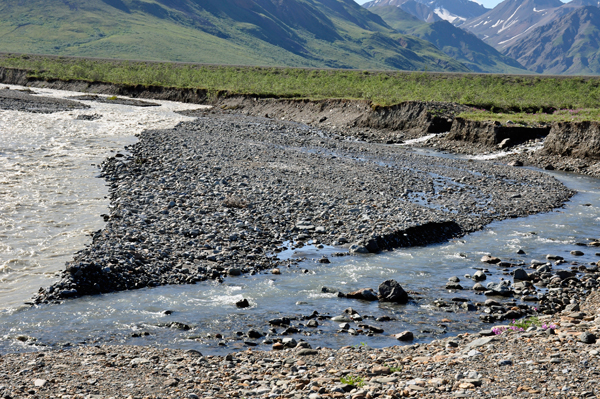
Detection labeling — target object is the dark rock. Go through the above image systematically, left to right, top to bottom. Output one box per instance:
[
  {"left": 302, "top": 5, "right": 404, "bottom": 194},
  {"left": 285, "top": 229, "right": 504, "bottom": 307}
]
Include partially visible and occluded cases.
[
  {"left": 481, "top": 255, "right": 501, "bottom": 264},
  {"left": 513, "top": 268, "right": 529, "bottom": 281},
  {"left": 472, "top": 270, "right": 487, "bottom": 281},
  {"left": 378, "top": 280, "right": 409, "bottom": 304},
  {"left": 446, "top": 282, "right": 464, "bottom": 290},
  {"left": 236, "top": 299, "right": 250, "bottom": 308},
  {"left": 247, "top": 329, "right": 263, "bottom": 339},
  {"left": 394, "top": 331, "right": 414, "bottom": 341},
  {"left": 579, "top": 332, "right": 597, "bottom": 344},
  {"left": 297, "top": 349, "right": 318, "bottom": 356}
]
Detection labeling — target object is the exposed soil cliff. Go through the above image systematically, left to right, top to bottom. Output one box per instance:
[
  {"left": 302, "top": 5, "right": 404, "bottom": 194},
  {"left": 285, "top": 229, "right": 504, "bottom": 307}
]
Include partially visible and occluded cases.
[
  {"left": 447, "top": 118, "right": 551, "bottom": 147},
  {"left": 545, "top": 121, "right": 600, "bottom": 160}
]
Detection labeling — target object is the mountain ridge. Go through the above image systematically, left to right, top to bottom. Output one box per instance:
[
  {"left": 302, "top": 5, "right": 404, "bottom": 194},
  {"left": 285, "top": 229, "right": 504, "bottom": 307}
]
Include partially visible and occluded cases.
[
  {"left": 0, "top": 0, "right": 470, "bottom": 72},
  {"left": 363, "top": 0, "right": 488, "bottom": 23},
  {"left": 459, "top": 0, "right": 598, "bottom": 50},
  {"left": 368, "top": 4, "right": 528, "bottom": 73},
  {"left": 504, "top": 6, "right": 600, "bottom": 75}
]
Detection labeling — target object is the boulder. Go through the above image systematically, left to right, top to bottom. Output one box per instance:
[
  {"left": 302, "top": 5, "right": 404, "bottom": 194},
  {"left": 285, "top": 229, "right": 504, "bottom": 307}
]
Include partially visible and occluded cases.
[
  {"left": 481, "top": 255, "right": 501, "bottom": 264},
  {"left": 513, "top": 268, "right": 530, "bottom": 281},
  {"left": 472, "top": 270, "right": 487, "bottom": 281},
  {"left": 555, "top": 270, "right": 576, "bottom": 280},
  {"left": 378, "top": 280, "right": 409, "bottom": 304},
  {"left": 485, "top": 281, "right": 513, "bottom": 297},
  {"left": 446, "top": 282, "right": 464, "bottom": 290},
  {"left": 473, "top": 283, "right": 487, "bottom": 291},
  {"left": 346, "top": 288, "right": 378, "bottom": 301},
  {"left": 236, "top": 299, "right": 250, "bottom": 308},
  {"left": 394, "top": 331, "right": 414, "bottom": 341}
]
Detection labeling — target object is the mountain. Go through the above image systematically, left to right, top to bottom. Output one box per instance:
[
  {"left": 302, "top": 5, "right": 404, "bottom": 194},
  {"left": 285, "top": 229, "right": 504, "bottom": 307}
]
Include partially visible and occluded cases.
[
  {"left": 0, "top": 0, "right": 469, "bottom": 72},
  {"left": 363, "top": 0, "right": 488, "bottom": 23},
  {"left": 363, "top": 0, "right": 441, "bottom": 22},
  {"left": 459, "top": 0, "right": 596, "bottom": 50},
  {"left": 369, "top": 4, "right": 433, "bottom": 30},
  {"left": 370, "top": 5, "right": 528, "bottom": 73},
  {"left": 504, "top": 6, "right": 600, "bottom": 74}
]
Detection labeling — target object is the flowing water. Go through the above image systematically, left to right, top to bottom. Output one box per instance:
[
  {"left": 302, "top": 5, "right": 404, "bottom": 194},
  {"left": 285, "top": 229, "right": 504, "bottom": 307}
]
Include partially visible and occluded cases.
[
  {"left": 0, "top": 85, "right": 599, "bottom": 356},
  {"left": 0, "top": 85, "right": 203, "bottom": 309}
]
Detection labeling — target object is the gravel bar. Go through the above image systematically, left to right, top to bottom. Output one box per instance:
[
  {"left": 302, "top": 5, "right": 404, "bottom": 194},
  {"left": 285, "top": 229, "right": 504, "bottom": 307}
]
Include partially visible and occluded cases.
[{"left": 32, "top": 111, "right": 573, "bottom": 303}]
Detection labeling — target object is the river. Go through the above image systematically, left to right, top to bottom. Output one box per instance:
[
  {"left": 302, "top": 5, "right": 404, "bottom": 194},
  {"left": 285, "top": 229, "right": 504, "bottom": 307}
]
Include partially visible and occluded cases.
[{"left": 0, "top": 85, "right": 598, "bottom": 355}]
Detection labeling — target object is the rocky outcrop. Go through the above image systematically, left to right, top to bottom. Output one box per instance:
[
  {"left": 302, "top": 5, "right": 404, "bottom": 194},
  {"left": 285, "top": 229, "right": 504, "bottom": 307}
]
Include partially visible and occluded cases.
[
  {"left": 447, "top": 118, "right": 551, "bottom": 147},
  {"left": 544, "top": 121, "right": 600, "bottom": 160}
]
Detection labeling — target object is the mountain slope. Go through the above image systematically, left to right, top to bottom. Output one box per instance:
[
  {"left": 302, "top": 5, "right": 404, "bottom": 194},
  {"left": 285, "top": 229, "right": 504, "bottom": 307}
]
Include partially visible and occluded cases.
[
  {"left": 0, "top": 0, "right": 469, "bottom": 72},
  {"left": 363, "top": 0, "right": 488, "bottom": 23},
  {"left": 363, "top": 0, "right": 441, "bottom": 22},
  {"left": 460, "top": 0, "right": 588, "bottom": 50},
  {"left": 368, "top": 4, "right": 430, "bottom": 30},
  {"left": 370, "top": 5, "right": 528, "bottom": 73},
  {"left": 504, "top": 6, "right": 600, "bottom": 74}
]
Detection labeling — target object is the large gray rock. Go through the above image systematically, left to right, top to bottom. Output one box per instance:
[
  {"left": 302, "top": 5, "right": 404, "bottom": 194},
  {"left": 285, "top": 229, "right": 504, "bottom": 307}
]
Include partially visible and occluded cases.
[
  {"left": 513, "top": 268, "right": 529, "bottom": 281},
  {"left": 472, "top": 270, "right": 487, "bottom": 281},
  {"left": 378, "top": 279, "right": 409, "bottom": 304},
  {"left": 485, "top": 281, "right": 513, "bottom": 297}
]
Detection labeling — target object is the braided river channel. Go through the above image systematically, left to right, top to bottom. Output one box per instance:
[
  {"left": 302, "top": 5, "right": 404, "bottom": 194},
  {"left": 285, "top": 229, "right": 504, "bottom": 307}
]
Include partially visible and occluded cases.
[{"left": 1, "top": 85, "right": 599, "bottom": 355}]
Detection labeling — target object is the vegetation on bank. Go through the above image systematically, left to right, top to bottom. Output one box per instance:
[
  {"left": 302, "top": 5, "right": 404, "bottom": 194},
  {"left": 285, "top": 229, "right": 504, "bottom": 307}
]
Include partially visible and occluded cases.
[
  {"left": 1, "top": 54, "right": 600, "bottom": 122},
  {"left": 459, "top": 108, "right": 600, "bottom": 125}
]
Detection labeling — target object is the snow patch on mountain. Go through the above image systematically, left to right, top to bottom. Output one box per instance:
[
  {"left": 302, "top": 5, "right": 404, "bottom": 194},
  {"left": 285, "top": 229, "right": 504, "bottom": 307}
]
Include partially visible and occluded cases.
[{"left": 433, "top": 7, "right": 466, "bottom": 22}]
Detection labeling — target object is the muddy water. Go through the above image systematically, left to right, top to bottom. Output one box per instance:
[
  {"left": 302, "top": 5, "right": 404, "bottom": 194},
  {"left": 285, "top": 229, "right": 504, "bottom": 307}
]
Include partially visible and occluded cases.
[
  {"left": 0, "top": 85, "right": 204, "bottom": 310},
  {"left": 0, "top": 86, "right": 599, "bottom": 356}
]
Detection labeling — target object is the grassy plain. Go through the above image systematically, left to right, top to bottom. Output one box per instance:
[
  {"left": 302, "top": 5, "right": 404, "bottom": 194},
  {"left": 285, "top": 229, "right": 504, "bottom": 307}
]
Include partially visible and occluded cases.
[{"left": 1, "top": 54, "right": 600, "bottom": 122}]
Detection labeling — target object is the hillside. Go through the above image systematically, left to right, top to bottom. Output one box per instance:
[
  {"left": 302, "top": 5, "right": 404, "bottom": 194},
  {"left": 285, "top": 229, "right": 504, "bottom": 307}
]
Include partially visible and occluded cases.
[
  {"left": 0, "top": 0, "right": 469, "bottom": 72},
  {"left": 363, "top": 0, "right": 488, "bottom": 23},
  {"left": 363, "top": 0, "right": 441, "bottom": 22},
  {"left": 459, "top": 0, "right": 595, "bottom": 50},
  {"left": 370, "top": 6, "right": 528, "bottom": 73},
  {"left": 504, "top": 6, "right": 600, "bottom": 75}
]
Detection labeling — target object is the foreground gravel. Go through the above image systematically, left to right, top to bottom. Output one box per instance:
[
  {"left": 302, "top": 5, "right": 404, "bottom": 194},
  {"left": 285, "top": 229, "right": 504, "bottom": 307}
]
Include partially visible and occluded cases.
[
  {"left": 33, "top": 111, "right": 573, "bottom": 303},
  {"left": 4, "top": 291, "right": 600, "bottom": 399}
]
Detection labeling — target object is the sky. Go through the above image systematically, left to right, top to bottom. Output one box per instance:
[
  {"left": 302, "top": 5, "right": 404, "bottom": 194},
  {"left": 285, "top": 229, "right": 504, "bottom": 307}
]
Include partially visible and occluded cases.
[{"left": 354, "top": 0, "right": 569, "bottom": 9}]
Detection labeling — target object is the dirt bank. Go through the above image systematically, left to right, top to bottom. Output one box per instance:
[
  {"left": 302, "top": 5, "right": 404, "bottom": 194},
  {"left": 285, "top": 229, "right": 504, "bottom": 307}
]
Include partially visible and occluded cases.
[
  {"left": 0, "top": 66, "right": 472, "bottom": 143},
  {"left": 2, "top": 66, "right": 600, "bottom": 176}
]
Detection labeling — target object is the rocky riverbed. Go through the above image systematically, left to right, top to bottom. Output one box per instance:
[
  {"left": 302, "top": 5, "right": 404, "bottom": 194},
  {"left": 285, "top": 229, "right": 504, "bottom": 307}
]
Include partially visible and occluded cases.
[
  {"left": 32, "top": 108, "right": 573, "bottom": 303},
  {"left": 3, "top": 291, "right": 600, "bottom": 398}
]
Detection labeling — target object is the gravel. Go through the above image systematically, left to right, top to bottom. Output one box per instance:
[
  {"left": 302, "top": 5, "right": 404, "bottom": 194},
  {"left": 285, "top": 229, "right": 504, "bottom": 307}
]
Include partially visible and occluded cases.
[
  {"left": 0, "top": 87, "right": 88, "bottom": 113},
  {"left": 32, "top": 112, "right": 573, "bottom": 303}
]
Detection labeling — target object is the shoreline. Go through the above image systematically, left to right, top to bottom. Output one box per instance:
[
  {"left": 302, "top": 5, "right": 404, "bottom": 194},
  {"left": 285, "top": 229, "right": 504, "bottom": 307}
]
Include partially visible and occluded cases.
[{"left": 1, "top": 293, "right": 600, "bottom": 398}]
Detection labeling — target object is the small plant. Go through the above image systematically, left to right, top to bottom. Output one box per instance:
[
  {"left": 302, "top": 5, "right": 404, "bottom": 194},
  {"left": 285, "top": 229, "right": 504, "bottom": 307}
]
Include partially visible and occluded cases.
[
  {"left": 107, "top": 95, "right": 118, "bottom": 100},
  {"left": 492, "top": 316, "right": 556, "bottom": 335},
  {"left": 352, "top": 341, "right": 368, "bottom": 348},
  {"left": 385, "top": 364, "right": 403, "bottom": 373},
  {"left": 340, "top": 374, "right": 365, "bottom": 387}
]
